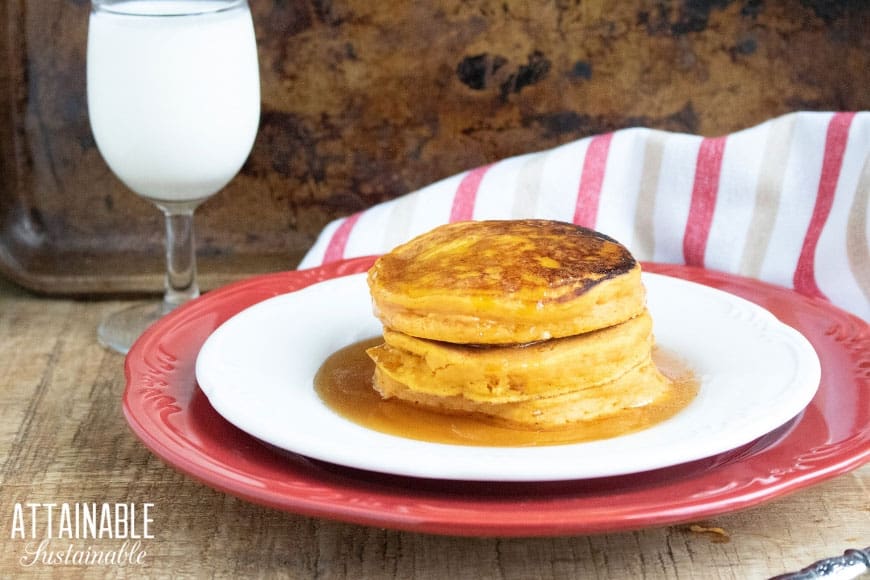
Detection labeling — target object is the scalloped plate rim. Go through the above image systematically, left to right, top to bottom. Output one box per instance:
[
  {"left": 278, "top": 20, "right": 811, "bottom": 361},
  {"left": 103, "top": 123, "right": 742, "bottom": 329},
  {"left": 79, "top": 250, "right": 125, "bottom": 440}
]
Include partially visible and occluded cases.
[{"left": 121, "top": 257, "right": 870, "bottom": 536}]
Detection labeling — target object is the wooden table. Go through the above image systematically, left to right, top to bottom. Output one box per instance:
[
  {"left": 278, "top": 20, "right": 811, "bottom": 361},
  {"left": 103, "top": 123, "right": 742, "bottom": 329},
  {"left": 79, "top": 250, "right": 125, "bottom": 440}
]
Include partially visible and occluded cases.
[{"left": 1, "top": 275, "right": 867, "bottom": 579}]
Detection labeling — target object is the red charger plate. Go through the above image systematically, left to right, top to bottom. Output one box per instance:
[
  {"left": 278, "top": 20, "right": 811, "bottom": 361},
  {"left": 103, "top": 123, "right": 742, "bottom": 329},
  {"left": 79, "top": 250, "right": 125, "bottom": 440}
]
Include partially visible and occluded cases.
[{"left": 123, "top": 257, "right": 870, "bottom": 537}]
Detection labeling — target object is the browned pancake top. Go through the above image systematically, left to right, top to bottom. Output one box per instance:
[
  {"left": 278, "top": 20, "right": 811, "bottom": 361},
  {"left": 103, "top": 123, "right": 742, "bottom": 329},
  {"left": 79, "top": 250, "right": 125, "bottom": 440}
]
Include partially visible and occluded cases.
[{"left": 369, "top": 219, "right": 637, "bottom": 302}]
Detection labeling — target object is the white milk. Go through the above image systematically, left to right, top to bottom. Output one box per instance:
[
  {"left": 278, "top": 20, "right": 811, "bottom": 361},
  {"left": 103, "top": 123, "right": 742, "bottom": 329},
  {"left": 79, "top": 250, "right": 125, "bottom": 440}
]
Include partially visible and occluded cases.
[{"left": 87, "top": 1, "right": 260, "bottom": 202}]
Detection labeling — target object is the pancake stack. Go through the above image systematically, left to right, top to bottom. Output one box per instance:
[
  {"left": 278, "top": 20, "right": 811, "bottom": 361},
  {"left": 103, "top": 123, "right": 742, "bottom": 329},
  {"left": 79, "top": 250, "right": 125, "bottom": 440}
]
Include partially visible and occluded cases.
[{"left": 365, "top": 219, "right": 672, "bottom": 429}]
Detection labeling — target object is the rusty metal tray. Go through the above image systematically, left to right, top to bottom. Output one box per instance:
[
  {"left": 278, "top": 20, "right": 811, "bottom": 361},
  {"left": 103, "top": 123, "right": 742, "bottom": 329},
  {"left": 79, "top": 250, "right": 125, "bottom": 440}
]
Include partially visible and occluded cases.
[{"left": 2, "top": 1, "right": 866, "bottom": 295}]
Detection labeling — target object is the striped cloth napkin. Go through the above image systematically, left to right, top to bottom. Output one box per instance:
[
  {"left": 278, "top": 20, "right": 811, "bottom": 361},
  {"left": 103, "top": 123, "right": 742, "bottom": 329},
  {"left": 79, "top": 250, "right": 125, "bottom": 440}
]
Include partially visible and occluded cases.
[{"left": 300, "top": 111, "right": 870, "bottom": 321}]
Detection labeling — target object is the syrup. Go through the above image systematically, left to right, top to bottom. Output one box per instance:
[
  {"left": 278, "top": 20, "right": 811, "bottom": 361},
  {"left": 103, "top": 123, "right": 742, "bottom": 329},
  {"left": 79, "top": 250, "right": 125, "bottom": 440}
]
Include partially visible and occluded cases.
[{"left": 314, "top": 338, "right": 697, "bottom": 447}]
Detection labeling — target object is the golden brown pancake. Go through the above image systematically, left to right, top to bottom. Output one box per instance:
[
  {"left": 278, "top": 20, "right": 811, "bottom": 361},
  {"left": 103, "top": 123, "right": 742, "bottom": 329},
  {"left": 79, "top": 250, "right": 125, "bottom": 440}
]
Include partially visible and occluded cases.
[
  {"left": 363, "top": 219, "right": 674, "bottom": 430},
  {"left": 367, "top": 219, "right": 645, "bottom": 344},
  {"left": 366, "top": 310, "right": 654, "bottom": 404},
  {"left": 372, "top": 359, "right": 672, "bottom": 429}
]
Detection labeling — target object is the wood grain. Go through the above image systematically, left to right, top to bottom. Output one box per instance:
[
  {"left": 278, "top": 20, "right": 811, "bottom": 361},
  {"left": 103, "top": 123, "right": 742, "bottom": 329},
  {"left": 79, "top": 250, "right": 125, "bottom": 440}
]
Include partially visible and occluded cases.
[{"left": 0, "top": 280, "right": 867, "bottom": 579}]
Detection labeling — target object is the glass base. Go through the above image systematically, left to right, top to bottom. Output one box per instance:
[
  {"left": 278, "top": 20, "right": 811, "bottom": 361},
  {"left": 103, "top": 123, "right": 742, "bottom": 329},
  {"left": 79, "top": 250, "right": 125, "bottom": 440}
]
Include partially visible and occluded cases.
[{"left": 97, "top": 302, "right": 170, "bottom": 355}]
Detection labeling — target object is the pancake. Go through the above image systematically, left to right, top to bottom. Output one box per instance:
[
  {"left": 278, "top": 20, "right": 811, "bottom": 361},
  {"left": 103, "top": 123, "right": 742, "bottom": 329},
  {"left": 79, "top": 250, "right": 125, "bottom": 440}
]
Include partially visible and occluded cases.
[
  {"left": 363, "top": 219, "right": 675, "bottom": 431},
  {"left": 367, "top": 219, "right": 645, "bottom": 344},
  {"left": 366, "top": 310, "right": 654, "bottom": 404},
  {"left": 372, "top": 358, "right": 672, "bottom": 429}
]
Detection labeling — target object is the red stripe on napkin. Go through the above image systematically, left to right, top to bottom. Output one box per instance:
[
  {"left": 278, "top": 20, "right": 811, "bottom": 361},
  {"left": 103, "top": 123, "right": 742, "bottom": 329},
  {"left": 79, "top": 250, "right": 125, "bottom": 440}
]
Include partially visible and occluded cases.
[
  {"left": 793, "top": 112, "right": 856, "bottom": 299},
  {"left": 572, "top": 133, "right": 613, "bottom": 227},
  {"left": 683, "top": 136, "right": 727, "bottom": 266},
  {"left": 449, "top": 164, "right": 494, "bottom": 222},
  {"left": 322, "top": 211, "right": 362, "bottom": 263}
]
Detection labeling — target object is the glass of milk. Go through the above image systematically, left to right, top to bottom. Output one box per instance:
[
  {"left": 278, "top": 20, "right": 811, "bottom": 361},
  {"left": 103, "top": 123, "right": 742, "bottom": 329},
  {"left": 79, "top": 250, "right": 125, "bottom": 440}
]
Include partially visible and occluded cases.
[{"left": 87, "top": 0, "right": 260, "bottom": 353}]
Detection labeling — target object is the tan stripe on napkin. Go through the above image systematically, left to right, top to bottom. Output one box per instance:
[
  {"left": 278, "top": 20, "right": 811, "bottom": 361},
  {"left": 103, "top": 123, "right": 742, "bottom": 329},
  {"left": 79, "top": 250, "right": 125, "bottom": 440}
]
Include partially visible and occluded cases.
[
  {"left": 738, "top": 114, "right": 797, "bottom": 278},
  {"left": 631, "top": 131, "right": 666, "bottom": 259},
  {"left": 848, "top": 152, "right": 870, "bottom": 304},
  {"left": 511, "top": 153, "right": 548, "bottom": 218},
  {"left": 381, "top": 195, "right": 418, "bottom": 252}
]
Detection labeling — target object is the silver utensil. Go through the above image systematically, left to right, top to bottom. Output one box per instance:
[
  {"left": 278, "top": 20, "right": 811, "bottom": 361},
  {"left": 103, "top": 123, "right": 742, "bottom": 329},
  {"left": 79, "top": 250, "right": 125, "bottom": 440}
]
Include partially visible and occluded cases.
[{"left": 770, "top": 547, "right": 870, "bottom": 579}]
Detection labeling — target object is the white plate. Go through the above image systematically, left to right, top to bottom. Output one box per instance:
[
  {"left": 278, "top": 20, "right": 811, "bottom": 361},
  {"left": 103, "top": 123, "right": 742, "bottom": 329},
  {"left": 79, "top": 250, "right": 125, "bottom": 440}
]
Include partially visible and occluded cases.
[{"left": 195, "top": 272, "right": 821, "bottom": 482}]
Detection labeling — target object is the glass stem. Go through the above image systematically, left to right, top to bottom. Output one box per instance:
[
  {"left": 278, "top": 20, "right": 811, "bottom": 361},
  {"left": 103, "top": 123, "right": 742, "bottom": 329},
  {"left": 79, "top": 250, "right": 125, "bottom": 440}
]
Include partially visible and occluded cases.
[{"left": 157, "top": 200, "right": 202, "bottom": 311}]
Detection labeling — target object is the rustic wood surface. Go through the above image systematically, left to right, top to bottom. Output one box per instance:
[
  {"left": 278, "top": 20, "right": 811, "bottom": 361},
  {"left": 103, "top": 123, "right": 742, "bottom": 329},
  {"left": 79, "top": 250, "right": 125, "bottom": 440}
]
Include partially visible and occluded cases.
[{"left": 0, "top": 276, "right": 867, "bottom": 579}]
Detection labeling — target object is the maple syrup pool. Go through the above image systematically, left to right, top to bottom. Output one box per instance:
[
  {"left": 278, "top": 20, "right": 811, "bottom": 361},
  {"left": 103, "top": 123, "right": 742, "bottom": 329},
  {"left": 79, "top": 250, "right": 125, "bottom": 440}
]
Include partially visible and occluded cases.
[{"left": 314, "top": 337, "right": 698, "bottom": 447}]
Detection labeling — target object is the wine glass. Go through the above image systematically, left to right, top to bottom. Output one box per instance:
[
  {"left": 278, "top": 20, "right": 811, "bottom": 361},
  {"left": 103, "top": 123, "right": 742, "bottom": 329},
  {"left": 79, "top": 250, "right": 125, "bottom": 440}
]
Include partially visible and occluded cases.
[{"left": 87, "top": 0, "right": 260, "bottom": 353}]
